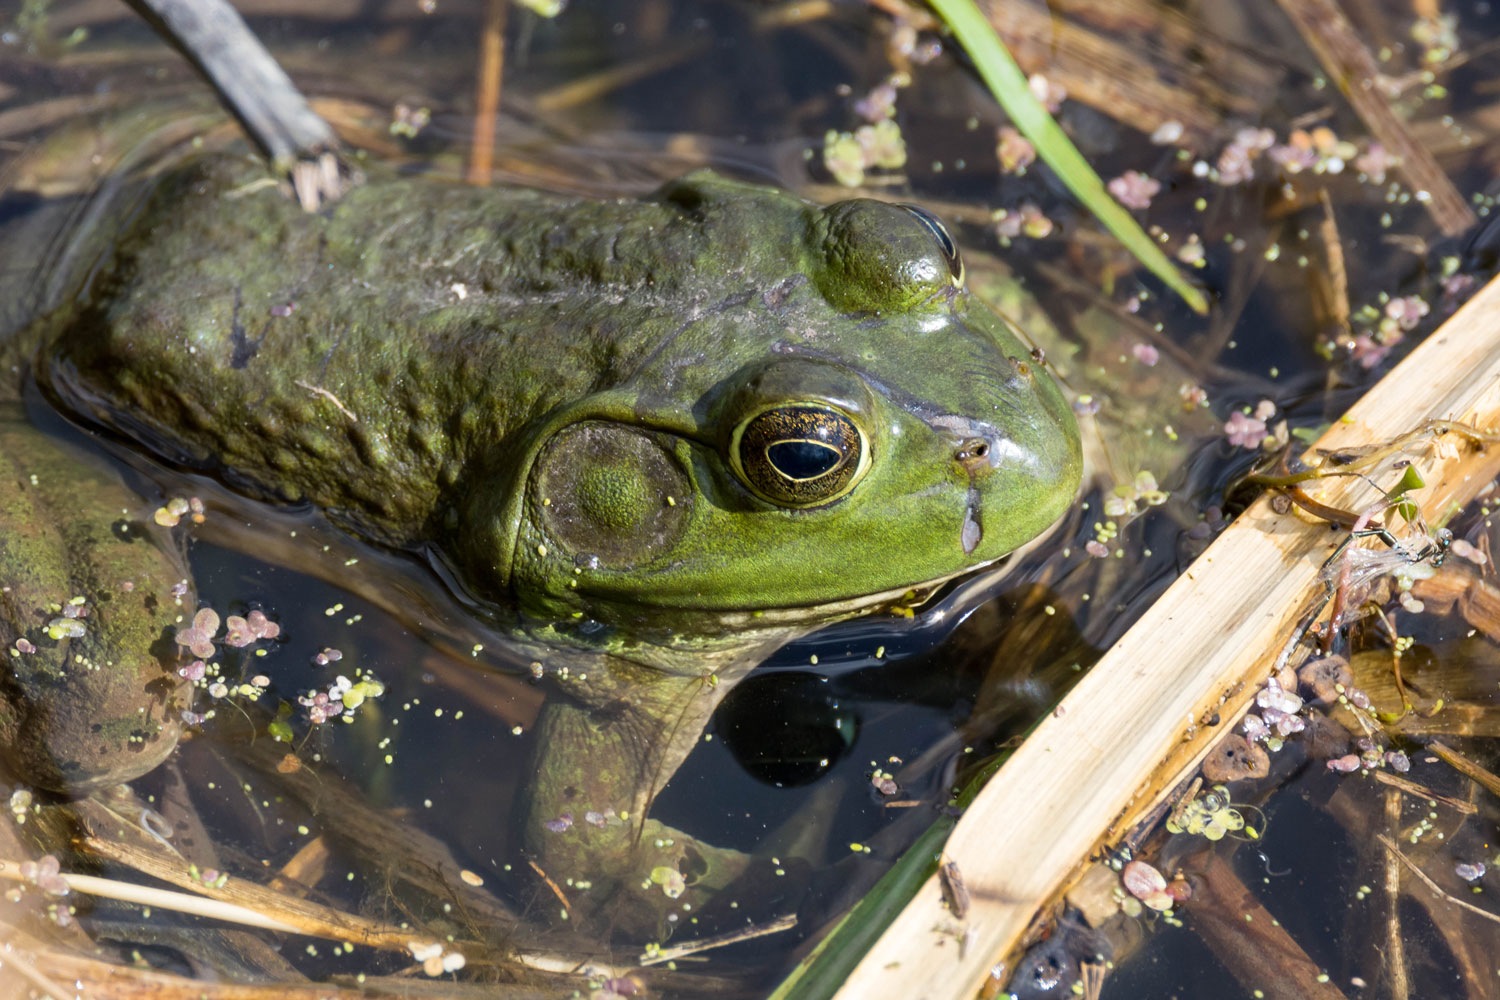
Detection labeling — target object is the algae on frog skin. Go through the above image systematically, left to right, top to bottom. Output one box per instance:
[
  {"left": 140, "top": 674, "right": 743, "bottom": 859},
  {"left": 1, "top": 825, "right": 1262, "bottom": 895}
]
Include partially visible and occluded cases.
[
  {"left": 7, "top": 137, "right": 1079, "bottom": 930},
  {"left": 42, "top": 154, "right": 1079, "bottom": 629},
  {"left": 0, "top": 413, "right": 193, "bottom": 793}
]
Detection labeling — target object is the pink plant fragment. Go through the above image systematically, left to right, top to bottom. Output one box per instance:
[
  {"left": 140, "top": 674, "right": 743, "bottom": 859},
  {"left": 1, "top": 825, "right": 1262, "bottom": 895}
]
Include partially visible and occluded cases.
[
  {"left": 175, "top": 608, "right": 220, "bottom": 659},
  {"left": 1122, "top": 859, "right": 1166, "bottom": 900}
]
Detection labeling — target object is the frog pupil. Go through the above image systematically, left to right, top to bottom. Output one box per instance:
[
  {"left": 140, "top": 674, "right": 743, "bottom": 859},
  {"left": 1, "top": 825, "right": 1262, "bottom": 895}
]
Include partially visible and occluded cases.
[
  {"left": 733, "top": 405, "right": 866, "bottom": 507},
  {"left": 767, "top": 440, "right": 841, "bottom": 481}
]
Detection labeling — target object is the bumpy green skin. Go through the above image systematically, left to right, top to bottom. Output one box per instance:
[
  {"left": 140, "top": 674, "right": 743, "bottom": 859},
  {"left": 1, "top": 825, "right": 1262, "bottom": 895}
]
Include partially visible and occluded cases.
[
  {"left": 33, "top": 152, "right": 1081, "bottom": 929},
  {"left": 47, "top": 154, "right": 1079, "bottom": 630},
  {"left": 0, "top": 408, "right": 192, "bottom": 793}
]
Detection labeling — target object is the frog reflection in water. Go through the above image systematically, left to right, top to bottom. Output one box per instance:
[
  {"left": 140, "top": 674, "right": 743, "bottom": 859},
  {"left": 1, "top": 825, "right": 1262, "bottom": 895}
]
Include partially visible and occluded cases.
[{"left": 3, "top": 152, "right": 1080, "bottom": 930}]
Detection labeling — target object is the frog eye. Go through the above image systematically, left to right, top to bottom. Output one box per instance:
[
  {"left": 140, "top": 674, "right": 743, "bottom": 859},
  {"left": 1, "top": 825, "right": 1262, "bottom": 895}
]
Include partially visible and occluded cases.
[
  {"left": 900, "top": 204, "right": 964, "bottom": 286},
  {"left": 731, "top": 405, "right": 869, "bottom": 508}
]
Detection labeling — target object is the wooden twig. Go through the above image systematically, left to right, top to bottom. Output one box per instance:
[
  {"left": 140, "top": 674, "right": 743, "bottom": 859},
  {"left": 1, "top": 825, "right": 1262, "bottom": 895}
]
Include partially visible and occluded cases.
[
  {"left": 121, "top": 0, "right": 347, "bottom": 208},
  {"left": 466, "top": 0, "right": 507, "bottom": 186},
  {"left": 977, "top": 0, "right": 1262, "bottom": 149},
  {"left": 1273, "top": 0, "right": 1474, "bottom": 236},
  {"left": 534, "top": 41, "right": 707, "bottom": 114},
  {"left": 1316, "top": 188, "right": 1352, "bottom": 335},
  {"left": 833, "top": 272, "right": 1500, "bottom": 999},
  {"left": 294, "top": 379, "right": 357, "bottom": 421},
  {"left": 1429, "top": 740, "right": 1500, "bottom": 797},
  {"left": 1371, "top": 769, "right": 1479, "bottom": 814},
  {"left": 1384, "top": 789, "right": 1410, "bottom": 1000},
  {"left": 1378, "top": 833, "right": 1500, "bottom": 926},
  {"left": 269, "top": 834, "right": 332, "bottom": 894},
  {"left": 78, "top": 835, "right": 434, "bottom": 952},
  {"left": 48, "top": 836, "right": 619, "bottom": 987},
  {"left": 1181, "top": 853, "right": 1348, "bottom": 1000},
  {"left": 526, "top": 858, "right": 571, "bottom": 913},
  {"left": 0, "top": 859, "right": 302, "bottom": 934},
  {"left": 636, "top": 913, "right": 797, "bottom": 966},
  {"left": 6, "top": 936, "right": 559, "bottom": 999},
  {"left": 1080, "top": 961, "right": 1106, "bottom": 1000}
]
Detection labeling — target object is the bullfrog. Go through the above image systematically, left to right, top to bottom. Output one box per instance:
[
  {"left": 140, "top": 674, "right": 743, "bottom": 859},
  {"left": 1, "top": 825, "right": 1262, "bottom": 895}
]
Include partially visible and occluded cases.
[
  {"left": 4, "top": 148, "right": 1080, "bottom": 930},
  {"left": 0, "top": 408, "right": 193, "bottom": 794}
]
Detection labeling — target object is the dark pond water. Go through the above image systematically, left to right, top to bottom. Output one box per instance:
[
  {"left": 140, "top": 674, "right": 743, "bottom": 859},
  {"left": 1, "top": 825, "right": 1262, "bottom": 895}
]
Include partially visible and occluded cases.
[{"left": 3, "top": 2, "right": 1500, "bottom": 999}]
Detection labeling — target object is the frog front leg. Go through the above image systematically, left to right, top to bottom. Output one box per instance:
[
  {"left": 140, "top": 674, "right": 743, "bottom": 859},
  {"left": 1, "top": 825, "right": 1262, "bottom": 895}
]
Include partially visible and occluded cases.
[
  {"left": 0, "top": 410, "right": 193, "bottom": 794},
  {"left": 521, "top": 657, "right": 753, "bottom": 935}
]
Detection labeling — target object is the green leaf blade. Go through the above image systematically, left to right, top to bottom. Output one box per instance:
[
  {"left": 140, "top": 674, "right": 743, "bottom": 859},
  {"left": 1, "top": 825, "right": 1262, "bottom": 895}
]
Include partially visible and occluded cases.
[{"left": 929, "top": 0, "right": 1210, "bottom": 315}]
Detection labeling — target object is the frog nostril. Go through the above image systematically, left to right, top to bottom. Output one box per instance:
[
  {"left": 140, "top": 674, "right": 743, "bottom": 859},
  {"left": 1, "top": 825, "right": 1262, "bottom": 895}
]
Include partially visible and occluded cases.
[{"left": 955, "top": 438, "right": 990, "bottom": 466}]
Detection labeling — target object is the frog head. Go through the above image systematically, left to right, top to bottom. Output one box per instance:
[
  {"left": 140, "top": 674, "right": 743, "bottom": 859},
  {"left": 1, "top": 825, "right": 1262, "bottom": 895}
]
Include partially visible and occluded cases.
[{"left": 470, "top": 174, "right": 1081, "bottom": 640}]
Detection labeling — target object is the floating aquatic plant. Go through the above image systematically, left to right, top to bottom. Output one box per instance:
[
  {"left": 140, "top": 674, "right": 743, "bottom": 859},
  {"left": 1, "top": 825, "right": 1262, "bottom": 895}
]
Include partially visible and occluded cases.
[{"left": 927, "top": 0, "right": 1208, "bottom": 314}]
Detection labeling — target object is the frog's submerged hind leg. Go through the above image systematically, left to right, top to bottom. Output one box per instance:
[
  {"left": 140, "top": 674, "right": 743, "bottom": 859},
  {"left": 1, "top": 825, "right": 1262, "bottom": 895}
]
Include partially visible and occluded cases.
[{"left": 0, "top": 409, "right": 193, "bottom": 794}]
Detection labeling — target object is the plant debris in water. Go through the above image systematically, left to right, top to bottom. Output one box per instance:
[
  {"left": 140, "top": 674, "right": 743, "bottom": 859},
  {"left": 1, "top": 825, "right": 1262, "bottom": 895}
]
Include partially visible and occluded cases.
[{"left": 10, "top": 0, "right": 1500, "bottom": 997}]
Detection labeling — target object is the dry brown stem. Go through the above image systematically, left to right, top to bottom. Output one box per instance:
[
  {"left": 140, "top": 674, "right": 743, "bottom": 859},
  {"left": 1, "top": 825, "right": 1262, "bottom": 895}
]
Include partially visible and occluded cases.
[
  {"left": 466, "top": 0, "right": 506, "bottom": 186},
  {"left": 869, "top": 0, "right": 1266, "bottom": 147},
  {"left": 1273, "top": 0, "right": 1475, "bottom": 235},
  {"left": 1314, "top": 188, "right": 1352, "bottom": 334},
  {"left": 1429, "top": 741, "right": 1500, "bottom": 797},
  {"left": 1371, "top": 770, "right": 1479, "bottom": 813},
  {"left": 1383, "top": 789, "right": 1410, "bottom": 1000},
  {"left": 1378, "top": 833, "right": 1500, "bottom": 927},
  {"left": 78, "top": 835, "right": 444, "bottom": 952},
  {"left": 1184, "top": 853, "right": 1348, "bottom": 1000},
  {"left": 0, "top": 860, "right": 302, "bottom": 934},
  {"left": 636, "top": 913, "right": 798, "bottom": 966},
  {"left": 4, "top": 935, "right": 555, "bottom": 999}
]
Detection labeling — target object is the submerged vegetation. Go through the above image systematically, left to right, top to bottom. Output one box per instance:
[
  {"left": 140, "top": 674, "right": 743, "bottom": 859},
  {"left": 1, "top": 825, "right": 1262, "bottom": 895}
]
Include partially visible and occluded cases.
[{"left": 4, "top": 1, "right": 1500, "bottom": 998}]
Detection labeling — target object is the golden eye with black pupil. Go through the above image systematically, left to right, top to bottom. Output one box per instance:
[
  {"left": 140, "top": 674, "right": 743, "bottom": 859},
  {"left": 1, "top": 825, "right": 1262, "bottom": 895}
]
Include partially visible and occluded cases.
[
  {"left": 900, "top": 204, "right": 964, "bottom": 286},
  {"left": 732, "top": 405, "right": 869, "bottom": 508}
]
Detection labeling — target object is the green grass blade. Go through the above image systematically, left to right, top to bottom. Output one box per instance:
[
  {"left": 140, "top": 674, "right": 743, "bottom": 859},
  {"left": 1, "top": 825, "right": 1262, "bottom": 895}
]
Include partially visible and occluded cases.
[
  {"left": 928, "top": 0, "right": 1209, "bottom": 315},
  {"left": 764, "top": 742, "right": 1024, "bottom": 1000},
  {"left": 765, "top": 814, "right": 957, "bottom": 1000}
]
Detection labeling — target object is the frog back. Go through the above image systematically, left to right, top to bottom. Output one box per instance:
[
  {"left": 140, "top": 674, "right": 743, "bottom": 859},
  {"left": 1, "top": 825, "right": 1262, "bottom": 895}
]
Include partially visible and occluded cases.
[{"left": 41, "top": 156, "right": 821, "bottom": 598}]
